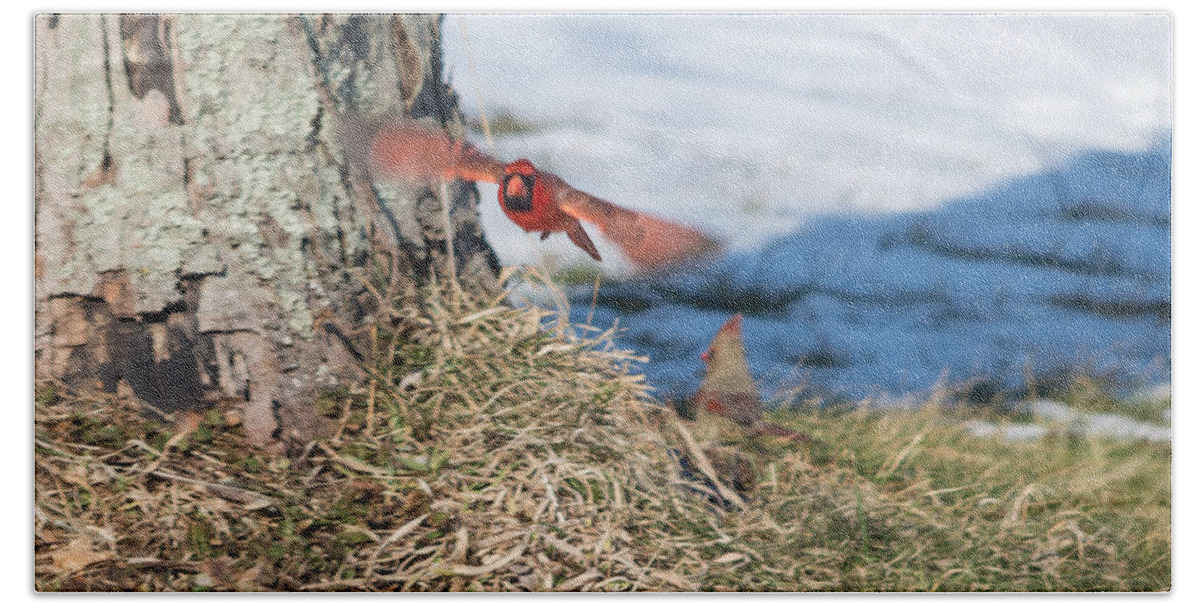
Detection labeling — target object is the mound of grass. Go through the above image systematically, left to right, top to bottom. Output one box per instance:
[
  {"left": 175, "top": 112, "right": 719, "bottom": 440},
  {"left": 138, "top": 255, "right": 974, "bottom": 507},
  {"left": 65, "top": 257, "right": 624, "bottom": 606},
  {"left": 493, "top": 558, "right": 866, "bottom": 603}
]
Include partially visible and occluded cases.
[
  {"left": 34, "top": 274, "right": 1169, "bottom": 592},
  {"left": 35, "top": 279, "right": 735, "bottom": 591}
]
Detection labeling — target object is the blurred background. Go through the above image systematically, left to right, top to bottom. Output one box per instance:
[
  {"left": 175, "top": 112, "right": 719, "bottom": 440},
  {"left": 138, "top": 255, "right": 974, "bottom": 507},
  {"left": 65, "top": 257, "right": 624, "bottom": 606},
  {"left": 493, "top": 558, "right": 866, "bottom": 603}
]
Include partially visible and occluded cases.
[{"left": 443, "top": 13, "right": 1171, "bottom": 407}]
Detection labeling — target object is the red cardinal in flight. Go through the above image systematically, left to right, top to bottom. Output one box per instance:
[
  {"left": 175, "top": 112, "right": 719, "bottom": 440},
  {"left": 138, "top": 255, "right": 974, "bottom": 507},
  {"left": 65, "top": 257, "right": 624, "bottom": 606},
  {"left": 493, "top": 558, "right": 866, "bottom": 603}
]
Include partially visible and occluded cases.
[
  {"left": 343, "top": 118, "right": 722, "bottom": 271},
  {"left": 694, "top": 314, "right": 809, "bottom": 443}
]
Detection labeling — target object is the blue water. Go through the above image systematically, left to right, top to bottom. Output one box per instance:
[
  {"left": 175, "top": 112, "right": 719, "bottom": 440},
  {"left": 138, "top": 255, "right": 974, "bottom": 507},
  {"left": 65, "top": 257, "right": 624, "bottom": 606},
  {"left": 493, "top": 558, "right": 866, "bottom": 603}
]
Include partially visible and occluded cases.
[{"left": 566, "top": 142, "right": 1171, "bottom": 405}]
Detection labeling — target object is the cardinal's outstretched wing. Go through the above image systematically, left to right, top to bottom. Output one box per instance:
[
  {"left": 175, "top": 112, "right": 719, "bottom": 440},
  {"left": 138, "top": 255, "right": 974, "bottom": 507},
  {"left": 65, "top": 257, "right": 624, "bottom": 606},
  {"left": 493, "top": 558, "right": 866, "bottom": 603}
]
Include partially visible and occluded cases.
[
  {"left": 341, "top": 116, "right": 506, "bottom": 184},
  {"left": 556, "top": 185, "right": 722, "bottom": 271}
]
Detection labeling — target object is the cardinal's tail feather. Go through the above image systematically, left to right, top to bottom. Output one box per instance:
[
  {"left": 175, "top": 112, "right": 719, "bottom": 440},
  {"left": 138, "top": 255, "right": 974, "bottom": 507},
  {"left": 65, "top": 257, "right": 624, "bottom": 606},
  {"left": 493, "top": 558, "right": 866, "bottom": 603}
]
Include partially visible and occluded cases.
[
  {"left": 559, "top": 190, "right": 722, "bottom": 271},
  {"left": 565, "top": 220, "right": 603, "bottom": 262}
]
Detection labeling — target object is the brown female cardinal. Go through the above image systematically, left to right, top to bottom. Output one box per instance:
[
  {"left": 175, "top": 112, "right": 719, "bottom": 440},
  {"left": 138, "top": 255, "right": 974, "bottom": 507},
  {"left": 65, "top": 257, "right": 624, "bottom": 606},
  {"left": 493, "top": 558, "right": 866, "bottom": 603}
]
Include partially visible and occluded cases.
[
  {"left": 341, "top": 118, "right": 722, "bottom": 271},
  {"left": 677, "top": 313, "right": 806, "bottom": 503},
  {"left": 693, "top": 314, "right": 809, "bottom": 443}
]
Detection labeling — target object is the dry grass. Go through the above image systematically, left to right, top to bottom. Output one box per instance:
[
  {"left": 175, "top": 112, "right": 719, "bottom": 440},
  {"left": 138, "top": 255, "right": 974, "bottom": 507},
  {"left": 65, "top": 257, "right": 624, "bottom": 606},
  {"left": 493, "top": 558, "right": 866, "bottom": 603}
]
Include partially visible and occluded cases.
[
  {"left": 33, "top": 270, "right": 1170, "bottom": 592},
  {"left": 35, "top": 271, "right": 765, "bottom": 591},
  {"left": 764, "top": 405, "right": 1171, "bottom": 591}
]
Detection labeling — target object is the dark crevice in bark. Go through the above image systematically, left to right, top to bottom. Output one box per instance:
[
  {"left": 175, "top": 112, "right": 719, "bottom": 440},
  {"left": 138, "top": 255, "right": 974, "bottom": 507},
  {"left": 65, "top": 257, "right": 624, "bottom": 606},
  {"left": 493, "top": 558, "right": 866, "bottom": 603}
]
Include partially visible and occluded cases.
[
  {"left": 298, "top": 14, "right": 374, "bottom": 111},
  {"left": 98, "top": 15, "right": 117, "bottom": 178},
  {"left": 118, "top": 15, "right": 184, "bottom": 125},
  {"left": 406, "top": 15, "right": 456, "bottom": 126},
  {"left": 331, "top": 16, "right": 373, "bottom": 107},
  {"left": 297, "top": 17, "right": 330, "bottom": 91},
  {"left": 390, "top": 17, "right": 426, "bottom": 109},
  {"left": 306, "top": 105, "right": 325, "bottom": 152},
  {"left": 178, "top": 269, "right": 225, "bottom": 281},
  {"left": 45, "top": 289, "right": 210, "bottom": 415},
  {"left": 46, "top": 292, "right": 108, "bottom": 304},
  {"left": 140, "top": 299, "right": 188, "bottom": 323},
  {"left": 100, "top": 318, "right": 206, "bottom": 412},
  {"left": 270, "top": 400, "right": 285, "bottom": 441}
]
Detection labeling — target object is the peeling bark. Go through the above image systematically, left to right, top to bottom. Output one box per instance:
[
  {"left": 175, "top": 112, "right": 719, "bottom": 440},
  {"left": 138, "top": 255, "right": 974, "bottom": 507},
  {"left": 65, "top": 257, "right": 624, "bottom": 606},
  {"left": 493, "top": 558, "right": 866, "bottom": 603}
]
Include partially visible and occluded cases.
[{"left": 35, "top": 14, "right": 499, "bottom": 450}]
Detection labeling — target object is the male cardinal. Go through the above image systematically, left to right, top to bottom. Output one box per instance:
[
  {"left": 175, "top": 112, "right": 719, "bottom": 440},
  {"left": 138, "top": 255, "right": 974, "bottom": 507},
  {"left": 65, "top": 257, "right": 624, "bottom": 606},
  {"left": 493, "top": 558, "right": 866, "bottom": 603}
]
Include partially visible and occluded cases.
[
  {"left": 340, "top": 118, "right": 721, "bottom": 272},
  {"left": 692, "top": 314, "right": 809, "bottom": 443}
]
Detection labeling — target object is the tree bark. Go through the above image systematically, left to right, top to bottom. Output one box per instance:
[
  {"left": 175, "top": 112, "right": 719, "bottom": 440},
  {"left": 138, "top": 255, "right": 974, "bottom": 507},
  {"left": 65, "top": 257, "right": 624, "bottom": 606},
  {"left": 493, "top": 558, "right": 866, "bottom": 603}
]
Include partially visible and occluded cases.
[{"left": 34, "top": 14, "right": 499, "bottom": 449}]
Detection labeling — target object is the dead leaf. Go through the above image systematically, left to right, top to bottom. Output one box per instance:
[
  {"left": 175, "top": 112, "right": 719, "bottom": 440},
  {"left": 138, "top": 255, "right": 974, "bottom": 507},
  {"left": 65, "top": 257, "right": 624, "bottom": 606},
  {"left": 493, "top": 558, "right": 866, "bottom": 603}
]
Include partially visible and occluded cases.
[
  {"left": 149, "top": 469, "right": 276, "bottom": 510},
  {"left": 50, "top": 538, "right": 114, "bottom": 573},
  {"left": 713, "top": 552, "right": 746, "bottom": 564},
  {"left": 200, "top": 556, "right": 234, "bottom": 590},
  {"left": 234, "top": 562, "right": 265, "bottom": 592}
]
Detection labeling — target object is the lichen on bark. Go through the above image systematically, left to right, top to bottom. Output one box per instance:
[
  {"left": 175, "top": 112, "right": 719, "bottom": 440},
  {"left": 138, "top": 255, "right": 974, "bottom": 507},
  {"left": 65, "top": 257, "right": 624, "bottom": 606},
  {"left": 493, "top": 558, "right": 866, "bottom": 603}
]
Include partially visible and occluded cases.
[{"left": 36, "top": 13, "right": 499, "bottom": 449}]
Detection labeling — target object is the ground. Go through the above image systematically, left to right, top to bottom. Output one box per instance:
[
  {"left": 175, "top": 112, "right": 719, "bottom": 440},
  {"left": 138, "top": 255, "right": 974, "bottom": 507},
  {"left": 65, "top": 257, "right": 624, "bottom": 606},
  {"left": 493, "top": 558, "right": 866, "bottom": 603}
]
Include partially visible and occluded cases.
[{"left": 34, "top": 281, "right": 1170, "bottom": 592}]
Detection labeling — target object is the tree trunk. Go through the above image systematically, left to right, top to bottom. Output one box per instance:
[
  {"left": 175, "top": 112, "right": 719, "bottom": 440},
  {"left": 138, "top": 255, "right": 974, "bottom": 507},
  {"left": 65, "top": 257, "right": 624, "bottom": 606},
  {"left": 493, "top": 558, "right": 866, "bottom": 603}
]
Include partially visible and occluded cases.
[{"left": 34, "top": 14, "right": 499, "bottom": 449}]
